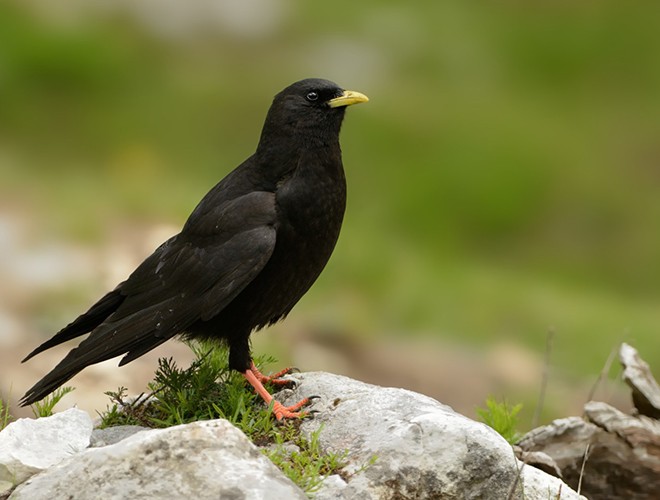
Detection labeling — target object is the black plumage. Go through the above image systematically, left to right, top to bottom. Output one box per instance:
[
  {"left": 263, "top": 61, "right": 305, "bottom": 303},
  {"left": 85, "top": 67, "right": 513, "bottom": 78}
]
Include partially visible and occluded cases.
[{"left": 20, "top": 78, "right": 368, "bottom": 418}]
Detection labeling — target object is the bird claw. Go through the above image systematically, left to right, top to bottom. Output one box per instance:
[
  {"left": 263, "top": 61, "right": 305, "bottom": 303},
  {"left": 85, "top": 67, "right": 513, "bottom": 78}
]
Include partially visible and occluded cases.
[
  {"left": 273, "top": 395, "right": 321, "bottom": 420},
  {"left": 271, "top": 398, "right": 313, "bottom": 421}
]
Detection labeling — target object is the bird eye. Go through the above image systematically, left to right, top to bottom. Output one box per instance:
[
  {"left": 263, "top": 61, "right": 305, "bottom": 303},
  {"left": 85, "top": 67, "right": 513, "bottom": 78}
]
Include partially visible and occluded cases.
[{"left": 306, "top": 91, "right": 319, "bottom": 102}]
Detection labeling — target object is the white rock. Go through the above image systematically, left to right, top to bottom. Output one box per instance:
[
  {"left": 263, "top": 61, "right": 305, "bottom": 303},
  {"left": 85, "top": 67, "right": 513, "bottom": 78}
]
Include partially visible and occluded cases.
[
  {"left": 280, "top": 372, "right": 584, "bottom": 500},
  {"left": 0, "top": 408, "right": 93, "bottom": 496},
  {"left": 10, "top": 419, "right": 306, "bottom": 500},
  {"left": 522, "top": 464, "right": 580, "bottom": 499},
  {"left": 315, "top": 473, "right": 348, "bottom": 500}
]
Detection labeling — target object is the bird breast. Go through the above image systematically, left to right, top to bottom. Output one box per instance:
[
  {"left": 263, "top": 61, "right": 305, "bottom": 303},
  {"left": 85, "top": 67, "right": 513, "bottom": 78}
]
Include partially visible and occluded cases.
[{"left": 275, "top": 150, "right": 346, "bottom": 245}]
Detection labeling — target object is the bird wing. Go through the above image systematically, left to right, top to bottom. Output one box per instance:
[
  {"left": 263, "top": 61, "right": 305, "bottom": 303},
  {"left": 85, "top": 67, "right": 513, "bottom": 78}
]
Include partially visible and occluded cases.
[
  {"left": 116, "top": 190, "right": 278, "bottom": 324},
  {"left": 20, "top": 191, "right": 277, "bottom": 405},
  {"left": 115, "top": 224, "right": 277, "bottom": 364}
]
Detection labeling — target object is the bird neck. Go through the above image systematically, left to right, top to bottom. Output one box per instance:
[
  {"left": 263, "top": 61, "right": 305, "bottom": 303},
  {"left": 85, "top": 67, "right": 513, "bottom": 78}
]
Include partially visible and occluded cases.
[
  {"left": 256, "top": 109, "right": 345, "bottom": 156},
  {"left": 256, "top": 130, "right": 340, "bottom": 158}
]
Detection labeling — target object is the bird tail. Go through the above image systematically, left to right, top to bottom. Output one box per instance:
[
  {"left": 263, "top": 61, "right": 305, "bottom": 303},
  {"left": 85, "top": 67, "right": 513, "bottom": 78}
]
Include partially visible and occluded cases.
[
  {"left": 22, "top": 288, "right": 125, "bottom": 363},
  {"left": 19, "top": 294, "right": 188, "bottom": 407},
  {"left": 19, "top": 312, "right": 173, "bottom": 406},
  {"left": 19, "top": 356, "right": 85, "bottom": 407}
]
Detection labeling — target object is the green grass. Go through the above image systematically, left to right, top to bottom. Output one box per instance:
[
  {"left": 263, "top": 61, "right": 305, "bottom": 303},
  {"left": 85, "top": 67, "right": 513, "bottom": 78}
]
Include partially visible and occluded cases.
[
  {"left": 30, "top": 387, "right": 75, "bottom": 418},
  {"left": 0, "top": 397, "right": 12, "bottom": 430},
  {"left": 477, "top": 397, "right": 523, "bottom": 445},
  {"left": 265, "top": 425, "right": 351, "bottom": 495}
]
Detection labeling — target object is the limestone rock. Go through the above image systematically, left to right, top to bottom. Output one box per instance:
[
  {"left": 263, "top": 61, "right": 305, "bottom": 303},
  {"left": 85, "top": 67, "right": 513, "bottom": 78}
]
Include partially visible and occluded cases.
[
  {"left": 279, "top": 372, "right": 583, "bottom": 500},
  {"left": 0, "top": 408, "right": 92, "bottom": 497},
  {"left": 10, "top": 419, "right": 306, "bottom": 500}
]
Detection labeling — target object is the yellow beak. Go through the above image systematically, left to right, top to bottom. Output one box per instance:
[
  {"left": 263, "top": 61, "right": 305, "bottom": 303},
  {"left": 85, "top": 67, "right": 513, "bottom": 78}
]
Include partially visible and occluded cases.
[{"left": 328, "top": 90, "right": 369, "bottom": 108}]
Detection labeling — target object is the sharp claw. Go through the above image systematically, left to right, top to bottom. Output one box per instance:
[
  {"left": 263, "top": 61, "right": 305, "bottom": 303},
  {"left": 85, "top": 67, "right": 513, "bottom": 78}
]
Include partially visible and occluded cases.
[
  {"left": 288, "top": 367, "right": 301, "bottom": 374},
  {"left": 307, "top": 395, "right": 321, "bottom": 401},
  {"left": 272, "top": 400, "right": 310, "bottom": 420}
]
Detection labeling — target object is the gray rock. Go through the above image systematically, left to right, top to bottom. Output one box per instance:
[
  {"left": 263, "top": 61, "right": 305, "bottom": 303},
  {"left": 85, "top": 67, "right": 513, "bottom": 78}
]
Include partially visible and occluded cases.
[
  {"left": 620, "top": 342, "right": 660, "bottom": 418},
  {"left": 280, "top": 372, "right": 583, "bottom": 500},
  {"left": 518, "top": 400, "right": 660, "bottom": 500},
  {"left": 0, "top": 408, "right": 92, "bottom": 497},
  {"left": 10, "top": 419, "right": 306, "bottom": 500},
  {"left": 89, "top": 425, "right": 149, "bottom": 447}
]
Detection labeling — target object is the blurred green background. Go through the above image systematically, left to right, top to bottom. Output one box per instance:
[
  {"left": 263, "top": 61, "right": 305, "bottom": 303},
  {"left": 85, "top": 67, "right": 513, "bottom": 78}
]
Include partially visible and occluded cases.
[{"left": 2, "top": 0, "right": 659, "bottom": 424}]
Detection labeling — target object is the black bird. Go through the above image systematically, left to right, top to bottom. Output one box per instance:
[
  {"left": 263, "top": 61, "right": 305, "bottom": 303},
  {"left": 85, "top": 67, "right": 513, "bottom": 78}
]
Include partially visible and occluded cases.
[{"left": 20, "top": 78, "right": 368, "bottom": 419}]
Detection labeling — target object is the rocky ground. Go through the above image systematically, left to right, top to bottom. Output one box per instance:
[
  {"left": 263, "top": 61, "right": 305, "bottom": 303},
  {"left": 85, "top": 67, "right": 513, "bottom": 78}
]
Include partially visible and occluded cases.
[{"left": 3, "top": 373, "right": 587, "bottom": 500}]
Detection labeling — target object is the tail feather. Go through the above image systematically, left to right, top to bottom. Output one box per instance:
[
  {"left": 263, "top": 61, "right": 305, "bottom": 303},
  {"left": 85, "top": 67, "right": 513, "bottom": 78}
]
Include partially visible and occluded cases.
[
  {"left": 22, "top": 289, "right": 125, "bottom": 363},
  {"left": 20, "top": 296, "right": 196, "bottom": 407},
  {"left": 19, "top": 323, "right": 150, "bottom": 406},
  {"left": 19, "top": 359, "right": 84, "bottom": 407}
]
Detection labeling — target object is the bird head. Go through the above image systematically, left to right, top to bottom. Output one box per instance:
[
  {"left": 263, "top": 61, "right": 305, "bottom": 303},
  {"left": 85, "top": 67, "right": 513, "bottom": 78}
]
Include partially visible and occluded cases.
[{"left": 259, "top": 78, "right": 368, "bottom": 148}]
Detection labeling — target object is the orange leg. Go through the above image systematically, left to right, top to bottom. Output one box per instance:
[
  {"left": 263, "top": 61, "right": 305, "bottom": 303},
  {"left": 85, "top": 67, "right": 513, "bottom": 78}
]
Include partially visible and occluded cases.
[{"left": 243, "top": 364, "right": 310, "bottom": 420}]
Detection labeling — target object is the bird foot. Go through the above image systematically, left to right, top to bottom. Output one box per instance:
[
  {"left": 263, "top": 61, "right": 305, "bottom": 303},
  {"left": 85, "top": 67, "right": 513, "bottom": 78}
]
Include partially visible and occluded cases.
[
  {"left": 249, "top": 362, "right": 297, "bottom": 386},
  {"left": 243, "top": 365, "right": 311, "bottom": 420},
  {"left": 271, "top": 398, "right": 311, "bottom": 420}
]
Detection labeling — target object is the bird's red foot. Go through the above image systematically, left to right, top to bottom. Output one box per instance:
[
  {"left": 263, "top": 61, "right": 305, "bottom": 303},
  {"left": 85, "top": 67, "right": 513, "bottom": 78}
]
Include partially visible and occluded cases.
[
  {"left": 249, "top": 361, "right": 297, "bottom": 386},
  {"left": 243, "top": 364, "right": 310, "bottom": 420},
  {"left": 271, "top": 398, "right": 311, "bottom": 420}
]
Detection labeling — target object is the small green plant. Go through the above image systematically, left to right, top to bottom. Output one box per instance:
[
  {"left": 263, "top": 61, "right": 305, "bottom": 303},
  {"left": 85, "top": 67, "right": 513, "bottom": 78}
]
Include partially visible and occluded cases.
[
  {"left": 97, "top": 340, "right": 278, "bottom": 440},
  {"left": 31, "top": 386, "right": 74, "bottom": 418},
  {"left": 477, "top": 396, "right": 523, "bottom": 445},
  {"left": 1, "top": 397, "right": 12, "bottom": 430},
  {"left": 265, "top": 425, "right": 349, "bottom": 494}
]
